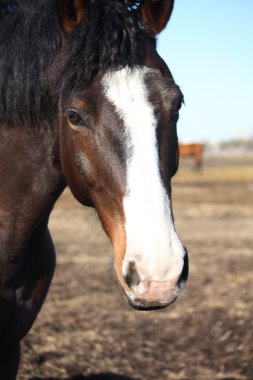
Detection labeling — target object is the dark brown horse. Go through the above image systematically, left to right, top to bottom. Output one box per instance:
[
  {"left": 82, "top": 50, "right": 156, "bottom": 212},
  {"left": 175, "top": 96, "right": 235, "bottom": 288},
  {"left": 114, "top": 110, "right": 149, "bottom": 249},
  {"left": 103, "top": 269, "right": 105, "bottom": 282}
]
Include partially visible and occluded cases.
[
  {"left": 0, "top": 0, "right": 188, "bottom": 378},
  {"left": 179, "top": 143, "right": 204, "bottom": 170}
]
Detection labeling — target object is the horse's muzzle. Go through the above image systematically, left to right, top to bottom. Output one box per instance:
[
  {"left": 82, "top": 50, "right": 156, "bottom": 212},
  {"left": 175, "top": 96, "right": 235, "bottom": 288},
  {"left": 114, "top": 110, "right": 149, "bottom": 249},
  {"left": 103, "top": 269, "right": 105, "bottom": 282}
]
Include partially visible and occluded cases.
[
  {"left": 125, "top": 248, "right": 189, "bottom": 311},
  {"left": 126, "top": 293, "right": 178, "bottom": 311}
]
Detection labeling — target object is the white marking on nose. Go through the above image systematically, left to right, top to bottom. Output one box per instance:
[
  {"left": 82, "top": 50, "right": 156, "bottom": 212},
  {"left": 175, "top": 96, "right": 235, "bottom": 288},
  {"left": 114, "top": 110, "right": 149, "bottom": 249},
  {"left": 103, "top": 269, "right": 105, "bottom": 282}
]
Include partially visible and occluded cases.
[{"left": 103, "top": 67, "right": 185, "bottom": 284}]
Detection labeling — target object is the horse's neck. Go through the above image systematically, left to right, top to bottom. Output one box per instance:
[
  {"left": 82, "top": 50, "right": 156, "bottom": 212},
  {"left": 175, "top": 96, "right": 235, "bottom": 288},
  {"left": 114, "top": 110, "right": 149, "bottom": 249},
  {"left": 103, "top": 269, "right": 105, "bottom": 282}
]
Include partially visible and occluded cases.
[{"left": 0, "top": 124, "right": 65, "bottom": 259}]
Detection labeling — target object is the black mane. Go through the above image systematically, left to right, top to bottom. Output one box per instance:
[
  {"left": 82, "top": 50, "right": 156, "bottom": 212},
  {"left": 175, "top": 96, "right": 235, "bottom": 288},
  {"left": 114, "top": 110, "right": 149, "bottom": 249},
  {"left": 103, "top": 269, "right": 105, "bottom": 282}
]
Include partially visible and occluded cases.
[
  {"left": 0, "top": 0, "right": 152, "bottom": 128},
  {"left": 0, "top": 0, "right": 60, "bottom": 128}
]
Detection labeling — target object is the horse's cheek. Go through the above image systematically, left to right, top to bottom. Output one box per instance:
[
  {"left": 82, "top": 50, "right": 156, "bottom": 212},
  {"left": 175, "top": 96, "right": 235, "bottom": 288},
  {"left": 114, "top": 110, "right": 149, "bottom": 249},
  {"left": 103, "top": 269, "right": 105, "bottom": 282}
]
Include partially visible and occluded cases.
[{"left": 60, "top": 129, "right": 93, "bottom": 206}]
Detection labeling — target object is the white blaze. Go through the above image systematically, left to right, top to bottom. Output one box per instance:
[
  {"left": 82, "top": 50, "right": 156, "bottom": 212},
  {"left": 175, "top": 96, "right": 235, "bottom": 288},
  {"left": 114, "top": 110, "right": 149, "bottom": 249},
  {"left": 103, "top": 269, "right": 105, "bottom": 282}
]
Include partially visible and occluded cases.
[{"left": 103, "top": 68, "right": 185, "bottom": 283}]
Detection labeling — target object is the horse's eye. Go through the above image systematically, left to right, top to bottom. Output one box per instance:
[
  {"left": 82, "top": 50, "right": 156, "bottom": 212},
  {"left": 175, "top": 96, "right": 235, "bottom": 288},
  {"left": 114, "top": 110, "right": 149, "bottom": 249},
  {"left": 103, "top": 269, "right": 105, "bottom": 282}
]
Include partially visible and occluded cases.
[
  {"left": 173, "top": 98, "right": 184, "bottom": 121},
  {"left": 176, "top": 99, "right": 183, "bottom": 112},
  {"left": 65, "top": 109, "right": 90, "bottom": 129}
]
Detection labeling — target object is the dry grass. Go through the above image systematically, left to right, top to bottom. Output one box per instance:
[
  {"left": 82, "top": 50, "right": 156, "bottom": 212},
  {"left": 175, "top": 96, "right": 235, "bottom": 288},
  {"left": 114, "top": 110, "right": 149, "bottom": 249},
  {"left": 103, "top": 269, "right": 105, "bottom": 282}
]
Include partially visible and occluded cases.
[
  {"left": 174, "top": 155, "right": 253, "bottom": 184},
  {"left": 175, "top": 166, "right": 253, "bottom": 184}
]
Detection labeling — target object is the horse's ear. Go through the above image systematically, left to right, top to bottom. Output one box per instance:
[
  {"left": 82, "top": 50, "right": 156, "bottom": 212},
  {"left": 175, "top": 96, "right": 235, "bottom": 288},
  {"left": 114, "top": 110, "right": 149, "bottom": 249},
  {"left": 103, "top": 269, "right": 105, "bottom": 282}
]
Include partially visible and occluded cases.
[
  {"left": 57, "top": 0, "right": 86, "bottom": 36},
  {"left": 139, "top": 0, "right": 174, "bottom": 35}
]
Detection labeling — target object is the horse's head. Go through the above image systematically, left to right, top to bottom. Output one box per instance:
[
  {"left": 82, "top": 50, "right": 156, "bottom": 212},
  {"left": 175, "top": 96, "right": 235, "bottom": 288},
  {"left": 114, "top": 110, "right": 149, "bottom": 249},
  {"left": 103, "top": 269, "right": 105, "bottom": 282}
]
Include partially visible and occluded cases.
[{"left": 53, "top": 0, "right": 188, "bottom": 310}]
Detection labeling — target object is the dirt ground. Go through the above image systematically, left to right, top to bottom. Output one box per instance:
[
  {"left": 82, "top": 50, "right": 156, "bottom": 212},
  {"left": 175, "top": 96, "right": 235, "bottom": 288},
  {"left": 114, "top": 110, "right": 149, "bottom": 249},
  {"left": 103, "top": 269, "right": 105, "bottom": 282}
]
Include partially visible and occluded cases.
[{"left": 18, "top": 156, "right": 253, "bottom": 380}]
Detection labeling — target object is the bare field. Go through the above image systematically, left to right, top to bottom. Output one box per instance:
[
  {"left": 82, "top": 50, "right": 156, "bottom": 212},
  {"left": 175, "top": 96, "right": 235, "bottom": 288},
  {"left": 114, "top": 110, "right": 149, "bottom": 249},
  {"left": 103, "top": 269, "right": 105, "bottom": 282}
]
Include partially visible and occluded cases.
[
  {"left": 175, "top": 155, "right": 253, "bottom": 184},
  {"left": 18, "top": 156, "right": 253, "bottom": 380}
]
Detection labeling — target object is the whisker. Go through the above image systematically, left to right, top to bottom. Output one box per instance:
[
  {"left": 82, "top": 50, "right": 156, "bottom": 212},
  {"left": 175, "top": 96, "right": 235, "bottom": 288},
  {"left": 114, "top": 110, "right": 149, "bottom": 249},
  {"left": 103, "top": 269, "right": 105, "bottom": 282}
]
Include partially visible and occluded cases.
[{"left": 178, "top": 287, "right": 191, "bottom": 298}]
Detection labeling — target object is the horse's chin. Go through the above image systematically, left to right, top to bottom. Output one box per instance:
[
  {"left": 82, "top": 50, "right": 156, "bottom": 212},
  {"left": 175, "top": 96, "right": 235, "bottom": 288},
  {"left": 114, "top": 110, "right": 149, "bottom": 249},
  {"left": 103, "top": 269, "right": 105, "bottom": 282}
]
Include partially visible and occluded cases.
[{"left": 125, "top": 294, "right": 177, "bottom": 311}]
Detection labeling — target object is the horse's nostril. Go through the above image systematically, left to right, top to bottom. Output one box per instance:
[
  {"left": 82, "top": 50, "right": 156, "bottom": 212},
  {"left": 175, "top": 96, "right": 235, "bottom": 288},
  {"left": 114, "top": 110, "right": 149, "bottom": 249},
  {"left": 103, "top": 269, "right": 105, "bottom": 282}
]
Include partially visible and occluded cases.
[
  {"left": 177, "top": 248, "right": 189, "bottom": 287},
  {"left": 124, "top": 261, "right": 141, "bottom": 288},
  {"left": 125, "top": 273, "right": 133, "bottom": 288}
]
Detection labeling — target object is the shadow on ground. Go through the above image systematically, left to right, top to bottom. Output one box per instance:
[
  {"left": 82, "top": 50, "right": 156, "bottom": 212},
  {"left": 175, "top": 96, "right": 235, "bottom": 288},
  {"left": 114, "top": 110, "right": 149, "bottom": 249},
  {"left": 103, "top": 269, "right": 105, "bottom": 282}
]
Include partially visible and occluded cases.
[{"left": 30, "top": 373, "right": 136, "bottom": 380}]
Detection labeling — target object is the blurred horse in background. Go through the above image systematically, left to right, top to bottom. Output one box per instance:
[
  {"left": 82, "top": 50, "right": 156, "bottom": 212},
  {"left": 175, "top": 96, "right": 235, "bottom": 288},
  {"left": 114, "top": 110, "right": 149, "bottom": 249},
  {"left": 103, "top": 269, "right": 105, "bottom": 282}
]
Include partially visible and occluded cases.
[{"left": 179, "top": 143, "right": 205, "bottom": 170}]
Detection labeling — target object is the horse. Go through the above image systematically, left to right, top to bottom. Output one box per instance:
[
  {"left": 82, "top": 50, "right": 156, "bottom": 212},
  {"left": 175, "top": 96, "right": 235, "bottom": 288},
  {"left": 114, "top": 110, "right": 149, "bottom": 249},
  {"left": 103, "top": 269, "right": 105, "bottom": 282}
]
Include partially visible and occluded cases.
[
  {"left": 0, "top": 0, "right": 189, "bottom": 378},
  {"left": 179, "top": 143, "right": 204, "bottom": 170}
]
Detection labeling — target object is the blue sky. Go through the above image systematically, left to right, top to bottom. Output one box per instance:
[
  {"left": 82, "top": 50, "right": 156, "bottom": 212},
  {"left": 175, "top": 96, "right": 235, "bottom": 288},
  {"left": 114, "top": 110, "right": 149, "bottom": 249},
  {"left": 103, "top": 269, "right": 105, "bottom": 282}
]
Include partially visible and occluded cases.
[{"left": 157, "top": 0, "right": 253, "bottom": 142}]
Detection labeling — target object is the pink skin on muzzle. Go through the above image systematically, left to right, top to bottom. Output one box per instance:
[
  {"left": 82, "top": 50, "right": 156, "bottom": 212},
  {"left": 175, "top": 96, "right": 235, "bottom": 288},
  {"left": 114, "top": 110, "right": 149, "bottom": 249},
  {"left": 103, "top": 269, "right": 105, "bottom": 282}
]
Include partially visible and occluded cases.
[{"left": 131, "top": 278, "right": 179, "bottom": 303}]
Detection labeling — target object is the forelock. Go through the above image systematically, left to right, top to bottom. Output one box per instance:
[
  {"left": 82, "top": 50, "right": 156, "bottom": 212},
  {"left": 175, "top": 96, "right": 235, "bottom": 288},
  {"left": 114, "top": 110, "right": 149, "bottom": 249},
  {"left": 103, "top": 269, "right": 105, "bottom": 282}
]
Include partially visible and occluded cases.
[{"left": 48, "top": 0, "right": 155, "bottom": 98}]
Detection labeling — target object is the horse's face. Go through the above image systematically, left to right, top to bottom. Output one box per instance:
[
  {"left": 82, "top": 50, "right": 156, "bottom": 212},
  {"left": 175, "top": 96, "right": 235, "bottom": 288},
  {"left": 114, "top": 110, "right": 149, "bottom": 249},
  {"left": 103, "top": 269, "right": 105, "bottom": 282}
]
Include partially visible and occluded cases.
[{"left": 58, "top": 0, "right": 188, "bottom": 310}]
